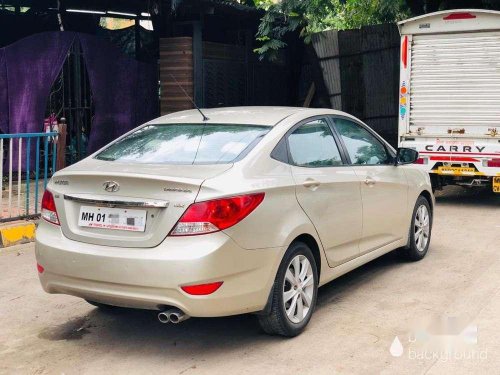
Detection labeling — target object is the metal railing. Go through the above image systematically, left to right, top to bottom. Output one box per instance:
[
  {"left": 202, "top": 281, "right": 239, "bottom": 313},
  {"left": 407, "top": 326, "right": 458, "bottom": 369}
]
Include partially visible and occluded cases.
[{"left": 0, "top": 132, "right": 58, "bottom": 222}]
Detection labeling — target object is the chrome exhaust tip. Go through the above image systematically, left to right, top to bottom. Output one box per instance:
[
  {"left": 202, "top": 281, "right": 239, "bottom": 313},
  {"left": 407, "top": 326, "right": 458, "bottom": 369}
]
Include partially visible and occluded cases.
[
  {"left": 158, "top": 308, "right": 190, "bottom": 324},
  {"left": 168, "top": 310, "right": 190, "bottom": 324},
  {"left": 158, "top": 311, "right": 170, "bottom": 324}
]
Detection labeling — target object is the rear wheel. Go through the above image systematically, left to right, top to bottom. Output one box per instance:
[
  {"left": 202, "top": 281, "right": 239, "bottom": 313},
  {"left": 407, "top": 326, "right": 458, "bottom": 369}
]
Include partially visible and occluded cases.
[
  {"left": 398, "top": 196, "right": 432, "bottom": 261},
  {"left": 258, "top": 241, "right": 318, "bottom": 337}
]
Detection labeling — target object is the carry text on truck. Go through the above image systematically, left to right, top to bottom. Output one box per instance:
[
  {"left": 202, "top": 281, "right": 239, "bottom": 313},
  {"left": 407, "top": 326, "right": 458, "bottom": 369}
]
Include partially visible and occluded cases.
[{"left": 398, "top": 9, "right": 500, "bottom": 193}]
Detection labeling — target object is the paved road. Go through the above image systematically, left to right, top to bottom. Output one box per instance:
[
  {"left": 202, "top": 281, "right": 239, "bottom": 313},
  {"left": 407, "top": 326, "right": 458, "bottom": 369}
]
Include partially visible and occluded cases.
[{"left": 1, "top": 187, "right": 499, "bottom": 374}]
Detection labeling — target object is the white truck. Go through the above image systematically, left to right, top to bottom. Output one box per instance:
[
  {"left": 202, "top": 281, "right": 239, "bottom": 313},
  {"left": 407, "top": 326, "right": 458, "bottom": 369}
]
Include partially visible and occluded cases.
[{"left": 398, "top": 9, "right": 500, "bottom": 193}]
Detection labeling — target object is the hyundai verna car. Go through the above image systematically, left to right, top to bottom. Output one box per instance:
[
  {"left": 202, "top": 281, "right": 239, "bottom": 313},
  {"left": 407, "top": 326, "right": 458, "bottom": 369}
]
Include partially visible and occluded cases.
[{"left": 36, "top": 107, "right": 434, "bottom": 336}]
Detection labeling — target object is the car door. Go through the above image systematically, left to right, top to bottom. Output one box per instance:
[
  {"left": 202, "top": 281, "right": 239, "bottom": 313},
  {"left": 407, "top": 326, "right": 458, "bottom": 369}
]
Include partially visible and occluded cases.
[
  {"left": 287, "top": 117, "right": 363, "bottom": 267},
  {"left": 331, "top": 117, "right": 408, "bottom": 255}
]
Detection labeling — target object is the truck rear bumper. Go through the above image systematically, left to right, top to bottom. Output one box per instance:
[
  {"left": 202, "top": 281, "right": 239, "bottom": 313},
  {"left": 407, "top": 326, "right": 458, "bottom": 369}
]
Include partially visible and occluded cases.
[{"left": 399, "top": 139, "right": 500, "bottom": 178}]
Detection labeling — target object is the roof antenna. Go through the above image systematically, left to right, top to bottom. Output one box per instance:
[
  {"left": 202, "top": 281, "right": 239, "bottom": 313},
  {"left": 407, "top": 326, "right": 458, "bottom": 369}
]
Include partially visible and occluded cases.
[{"left": 168, "top": 73, "right": 209, "bottom": 121}]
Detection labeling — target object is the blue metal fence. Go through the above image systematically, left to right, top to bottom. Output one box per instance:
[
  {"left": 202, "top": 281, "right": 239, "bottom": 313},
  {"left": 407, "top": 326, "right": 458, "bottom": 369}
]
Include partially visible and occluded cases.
[{"left": 0, "top": 132, "right": 58, "bottom": 222}]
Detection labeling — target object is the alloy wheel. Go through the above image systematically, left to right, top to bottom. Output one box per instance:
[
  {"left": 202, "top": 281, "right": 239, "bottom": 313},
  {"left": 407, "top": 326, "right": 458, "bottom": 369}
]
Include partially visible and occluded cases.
[
  {"left": 414, "top": 205, "right": 430, "bottom": 252},
  {"left": 283, "top": 255, "right": 315, "bottom": 324}
]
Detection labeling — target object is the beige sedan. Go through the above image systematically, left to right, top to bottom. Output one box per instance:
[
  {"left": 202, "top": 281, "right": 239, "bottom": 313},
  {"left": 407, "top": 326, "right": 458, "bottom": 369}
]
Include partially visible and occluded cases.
[{"left": 36, "top": 107, "right": 433, "bottom": 336}]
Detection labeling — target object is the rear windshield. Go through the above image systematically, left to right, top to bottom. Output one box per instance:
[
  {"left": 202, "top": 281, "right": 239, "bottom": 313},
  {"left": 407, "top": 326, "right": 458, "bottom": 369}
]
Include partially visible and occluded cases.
[{"left": 95, "top": 124, "right": 270, "bottom": 164}]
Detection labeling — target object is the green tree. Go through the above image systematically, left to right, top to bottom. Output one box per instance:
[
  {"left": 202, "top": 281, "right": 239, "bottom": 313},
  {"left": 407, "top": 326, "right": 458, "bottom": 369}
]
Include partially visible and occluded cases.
[
  {"left": 254, "top": 0, "right": 410, "bottom": 59},
  {"left": 254, "top": 0, "right": 500, "bottom": 58}
]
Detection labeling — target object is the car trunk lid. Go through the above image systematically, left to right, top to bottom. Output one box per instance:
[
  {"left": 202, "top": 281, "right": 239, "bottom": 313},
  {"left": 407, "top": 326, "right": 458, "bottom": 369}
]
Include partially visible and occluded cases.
[{"left": 50, "top": 159, "right": 232, "bottom": 248}]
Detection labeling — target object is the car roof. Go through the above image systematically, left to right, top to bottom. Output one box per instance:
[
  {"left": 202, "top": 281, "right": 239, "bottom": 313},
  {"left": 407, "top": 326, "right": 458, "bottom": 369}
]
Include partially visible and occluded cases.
[{"left": 148, "top": 106, "right": 351, "bottom": 126}]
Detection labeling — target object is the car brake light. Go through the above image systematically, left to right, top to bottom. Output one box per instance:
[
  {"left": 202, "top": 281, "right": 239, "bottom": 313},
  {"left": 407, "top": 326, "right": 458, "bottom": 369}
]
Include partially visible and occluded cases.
[
  {"left": 414, "top": 157, "right": 428, "bottom": 165},
  {"left": 485, "top": 158, "right": 500, "bottom": 167},
  {"left": 41, "top": 190, "right": 60, "bottom": 225},
  {"left": 170, "top": 193, "right": 265, "bottom": 236},
  {"left": 37, "top": 263, "right": 44, "bottom": 274},
  {"left": 181, "top": 281, "right": 223, "bottom": 295}
]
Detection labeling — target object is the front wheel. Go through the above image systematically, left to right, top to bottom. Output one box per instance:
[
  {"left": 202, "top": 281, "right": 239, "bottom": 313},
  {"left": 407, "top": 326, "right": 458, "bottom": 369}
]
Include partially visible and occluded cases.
[
  {"left": 398, "top": 196, "right": 432, "bottom": 261},
  {"left": 258, "top": 241, "right": 318, "bottom": 337}
]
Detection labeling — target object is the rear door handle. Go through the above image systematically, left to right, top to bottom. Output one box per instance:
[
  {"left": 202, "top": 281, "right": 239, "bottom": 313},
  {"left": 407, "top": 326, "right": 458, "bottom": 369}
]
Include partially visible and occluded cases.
[
  {"left": 364, "top": 177, "right": 376, "bottom": 186},
  {"left": 303, "top": 179, "right": 321, "bottom": 189}
]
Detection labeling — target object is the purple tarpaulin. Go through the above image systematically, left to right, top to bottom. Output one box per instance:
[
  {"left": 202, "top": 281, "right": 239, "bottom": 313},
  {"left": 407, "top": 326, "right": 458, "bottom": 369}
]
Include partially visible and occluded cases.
[
  {"left": 0, "top": 31, "right": 158, "bottom": 169},
  {"left": 4, "top": 32, "right": 76, "bottom": 135},
  {"left": 78, "top": 34, "right": 158, "bottom": 153},
  {"left": 0, "top": 49, "right": 8, "bottom": 134}
]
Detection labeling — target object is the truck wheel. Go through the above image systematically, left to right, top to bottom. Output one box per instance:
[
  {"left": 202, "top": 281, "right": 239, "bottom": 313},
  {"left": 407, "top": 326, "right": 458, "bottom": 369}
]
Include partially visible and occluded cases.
[
  {"left": 398, "top": 196, "right": 432, "bottom": 261},
  {"left": 258, "top": 241, "right": 318, "bottom": 337}
]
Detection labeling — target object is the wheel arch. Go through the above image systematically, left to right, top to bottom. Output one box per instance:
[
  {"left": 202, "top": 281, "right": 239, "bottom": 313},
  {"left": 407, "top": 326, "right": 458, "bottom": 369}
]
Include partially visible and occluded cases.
[
  {"left": 419, "top": 189, "right": 434, "bottom": 214},
  {"left": 257, "top": 231, "right": 323, "bottom": 316},
  {"left": 291, "top": 233, "right": 322, "bottom": 279}
]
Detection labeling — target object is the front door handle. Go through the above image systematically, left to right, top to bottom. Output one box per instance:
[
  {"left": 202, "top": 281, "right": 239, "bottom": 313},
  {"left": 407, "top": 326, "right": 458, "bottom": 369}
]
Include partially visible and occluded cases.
[
  {"left": 364, "top": 177, "right": 376, "bottom": 186},
  {"left": 303, "top": 178, "right": 321, "bottom": 189}
]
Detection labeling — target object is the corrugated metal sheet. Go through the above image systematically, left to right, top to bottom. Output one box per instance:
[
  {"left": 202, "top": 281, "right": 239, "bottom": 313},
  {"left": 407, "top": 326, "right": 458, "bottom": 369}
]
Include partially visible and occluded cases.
[
  {"left": 309, "top": 24, "right": 400, "bottom": 145},
  {"left": 361, "top": 24, "right": 400, "bottom": 122},
  {"left": 311, "top": 30, "right": 342, "bottom": 109},
  {"left": 410, "top": 31, "right": 500, "bottom": 134}
]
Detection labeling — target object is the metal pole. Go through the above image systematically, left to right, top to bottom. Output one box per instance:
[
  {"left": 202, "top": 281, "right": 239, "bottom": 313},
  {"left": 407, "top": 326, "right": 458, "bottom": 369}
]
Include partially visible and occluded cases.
[
  {"left": 43, "top": 136, "right": 49, "bottom": 189},
  {"left": 52, "top": 136, "right": 57, "bottom": 174},
  {"left": 8, "top": 138, "right": 12, "bottom": 217},
  {"left": 17, "top": 138, "right": 22, "bottom": 216},
  {"left": 35, "top": 138, "right": 40, "bottom": 214},
  {"left": 0, "top": 139, "right": 3, "bottom": 218},
  {"left": 26, "top": 139, "right": 30, "bottom": 215}
]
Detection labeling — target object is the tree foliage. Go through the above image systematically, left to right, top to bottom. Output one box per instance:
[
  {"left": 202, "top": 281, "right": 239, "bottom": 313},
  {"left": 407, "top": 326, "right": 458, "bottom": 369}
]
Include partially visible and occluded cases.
[
  {"left": 253, "top": 0, "right": 500, "bottom": 58},
  {"left": 254, "top": 0, "right": 410, "bottom": 59}
]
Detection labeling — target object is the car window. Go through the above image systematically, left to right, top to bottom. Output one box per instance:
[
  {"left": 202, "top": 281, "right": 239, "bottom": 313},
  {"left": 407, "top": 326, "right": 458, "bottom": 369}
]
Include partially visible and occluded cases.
[
  {"left": 287, "top": 119, "right": 343, "bottom": 167},
  {"left": 333, "top": 119, "right": 390, "bottom": 165},
  {"left": 95, "top": 124, "right": 270, "bottom": 164}
]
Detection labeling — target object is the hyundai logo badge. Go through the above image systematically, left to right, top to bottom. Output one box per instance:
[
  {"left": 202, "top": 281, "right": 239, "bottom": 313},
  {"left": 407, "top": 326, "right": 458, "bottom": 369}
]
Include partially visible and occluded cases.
[{"left": 103, "top": 181, "right": 120, "bottom": 193}]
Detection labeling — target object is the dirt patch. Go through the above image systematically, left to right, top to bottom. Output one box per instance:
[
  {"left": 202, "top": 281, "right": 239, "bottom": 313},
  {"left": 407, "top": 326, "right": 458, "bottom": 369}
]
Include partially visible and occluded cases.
[{"left": 38, "top": 316, "right": 91, "bottom": 341}]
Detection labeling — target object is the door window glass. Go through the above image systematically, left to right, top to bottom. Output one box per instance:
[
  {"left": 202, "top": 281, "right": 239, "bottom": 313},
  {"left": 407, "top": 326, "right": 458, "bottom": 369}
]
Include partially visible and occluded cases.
[
  {"left": 288, "top": 119, "right": 343, "bottom": 167},
  {"left": 334, "top": 119, "right": 390, "bottom": 165}
]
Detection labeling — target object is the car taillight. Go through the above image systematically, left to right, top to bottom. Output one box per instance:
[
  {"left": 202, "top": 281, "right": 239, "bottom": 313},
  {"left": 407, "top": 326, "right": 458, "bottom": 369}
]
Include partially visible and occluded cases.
[
  {"left": 414, "top": 157, "right": 428, "bottom": 165},
  {"left": 484, "top": 158, "right": 500, "bottom": 167},
  {"left": 41, "top": 190, "right": 60, "bottom": 225},
  {"left": 170, "top": 193, "right": 265, "bottom": 236},
  {"left": 37, "top": 263, "right": 45, "bottom": 274},
  {"left": 181, "top": 281, "right": 223, "bottom": 295}
]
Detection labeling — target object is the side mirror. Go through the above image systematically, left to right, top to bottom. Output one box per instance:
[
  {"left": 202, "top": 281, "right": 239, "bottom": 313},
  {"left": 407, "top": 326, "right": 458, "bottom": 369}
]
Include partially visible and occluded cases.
[{"left": 396, "top": 148, "right": 419, "bottom": 165}]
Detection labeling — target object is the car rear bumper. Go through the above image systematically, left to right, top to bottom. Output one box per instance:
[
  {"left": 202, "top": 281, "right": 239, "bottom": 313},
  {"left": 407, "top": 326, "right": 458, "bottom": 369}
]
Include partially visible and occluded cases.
[{"left": 35, "top": 220, "right": 284, "bottom": 317}]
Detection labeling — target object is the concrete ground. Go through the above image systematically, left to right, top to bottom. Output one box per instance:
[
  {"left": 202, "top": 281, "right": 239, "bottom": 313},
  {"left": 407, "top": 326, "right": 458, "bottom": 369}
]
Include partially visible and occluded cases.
[{"left": 0, "top": 187, "right": 499, "bottom": 375}]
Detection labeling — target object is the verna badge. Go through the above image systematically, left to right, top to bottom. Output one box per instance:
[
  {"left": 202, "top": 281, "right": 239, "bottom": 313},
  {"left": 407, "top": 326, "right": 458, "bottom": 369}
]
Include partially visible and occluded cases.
[{"left": 103, "top": 181, "right": 120, "bottom": 193}]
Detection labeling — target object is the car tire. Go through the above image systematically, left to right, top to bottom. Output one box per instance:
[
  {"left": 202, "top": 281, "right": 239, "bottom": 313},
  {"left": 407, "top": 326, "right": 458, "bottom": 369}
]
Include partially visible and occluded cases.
[
  {"left": 398, "top": 195, "right": 432, "bottom": 261},
  {"left": 258, "top": 241, "right": 318, "bottom": 337}
]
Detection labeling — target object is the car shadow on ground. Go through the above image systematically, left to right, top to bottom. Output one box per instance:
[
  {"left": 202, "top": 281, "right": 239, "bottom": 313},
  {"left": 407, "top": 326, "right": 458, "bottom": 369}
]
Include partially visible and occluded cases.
[
  {"left": 435, "top": 186, "right": 499, "bottom": 207},
  {"left": 38, "top": 250, "right": 404, "bottom": 355}
]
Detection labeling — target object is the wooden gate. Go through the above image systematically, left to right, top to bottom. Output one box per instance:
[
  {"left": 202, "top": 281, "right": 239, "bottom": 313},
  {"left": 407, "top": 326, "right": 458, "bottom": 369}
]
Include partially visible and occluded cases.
[{"left": 159, "top": 37, "right": 290, "bottom": 115}]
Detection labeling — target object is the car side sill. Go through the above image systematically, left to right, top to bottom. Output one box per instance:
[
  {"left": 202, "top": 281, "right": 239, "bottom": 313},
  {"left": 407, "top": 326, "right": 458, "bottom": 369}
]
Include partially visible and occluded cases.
[{"left": 318, "top": 239, "right": 405, "bottom": 287}]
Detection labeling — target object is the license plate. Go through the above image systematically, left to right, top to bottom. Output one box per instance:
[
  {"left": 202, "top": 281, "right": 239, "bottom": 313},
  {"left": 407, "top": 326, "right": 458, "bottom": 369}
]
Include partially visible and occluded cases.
[
  {"left": 437, "top": 166, "right": 475, "bottom": 175},
  {"left": 493, "top": 177, "right": 500, "bottom": 194},
  {"left": 78, "top": 206, "right": 147, "bottom": 232}
]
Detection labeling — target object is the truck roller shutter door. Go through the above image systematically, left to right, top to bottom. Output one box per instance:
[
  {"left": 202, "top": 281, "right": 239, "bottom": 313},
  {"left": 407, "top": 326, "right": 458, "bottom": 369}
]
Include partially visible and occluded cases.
[{"left": 410, "top": 31, "right": 500, "bottom": 135}]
